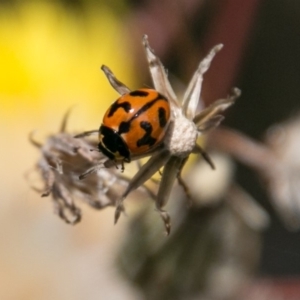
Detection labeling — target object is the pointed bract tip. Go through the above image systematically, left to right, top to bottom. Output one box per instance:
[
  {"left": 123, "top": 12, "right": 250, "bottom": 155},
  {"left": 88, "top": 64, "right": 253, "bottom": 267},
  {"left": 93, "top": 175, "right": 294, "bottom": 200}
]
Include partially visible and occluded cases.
[
  {"left": 142, "top": 34, "right": 149, "bottom": 45},
  {"left": 142, "top": 34, "right": 154, "bottom": 54},
  {"left": 207, "top": 44, "right": 224, "bottom": 57},
  {"left": 216, "top": 44, "right": 224, "bottom": 51},
  {"left": 101, "top": 65, "right": 111, "bottom": 73},
  {"left": 232, "top": 87, "right": 241, "bottom": 98},
  {"left": 29, "top": 131, "right": 43, "bottom": 148},
  {"left": 41, "top": 190, "right": 51, "bottom": 197},
  {"left": 114, "top": 202, "right": 125, "bottom": 224},
  {"left": 158, "top": 209, "right": 171, "bottom": 235},
  {"left": 114, "top": 210, "right": 120, "bottom": 225},
  {"left": 165, "top": 224, "right": 171, "bottom": 236}
]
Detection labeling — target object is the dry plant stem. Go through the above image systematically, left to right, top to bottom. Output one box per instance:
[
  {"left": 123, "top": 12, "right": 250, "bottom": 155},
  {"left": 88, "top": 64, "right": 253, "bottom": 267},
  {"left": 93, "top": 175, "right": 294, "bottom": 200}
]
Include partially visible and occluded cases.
[
  {"left": 208, "top": 127, "right": 278, "bottom": 173},
  {"left": 209, "top": 127, "right": 300, "bottom": 230},
  {"left": 193, "top": 144, "right": 215, "bottom": 170},
  {"left": 227, "top": 184, "right": 270, "bottom": 230}
]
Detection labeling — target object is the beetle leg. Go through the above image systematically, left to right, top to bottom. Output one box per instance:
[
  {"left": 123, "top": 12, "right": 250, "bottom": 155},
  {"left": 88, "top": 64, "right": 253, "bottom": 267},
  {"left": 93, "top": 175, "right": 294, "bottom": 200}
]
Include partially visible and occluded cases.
[
  {"left": 74, "top": 130, "right": 99, "bottom": 138},
  {"left": 121, "top": 160, "right": 125, "bottom": 173}
]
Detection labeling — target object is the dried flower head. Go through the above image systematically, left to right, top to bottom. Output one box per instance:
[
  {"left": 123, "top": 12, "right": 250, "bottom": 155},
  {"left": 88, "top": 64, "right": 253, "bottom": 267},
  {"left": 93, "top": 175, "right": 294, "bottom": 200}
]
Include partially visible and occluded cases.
[
  {"left": 77, "top": 35, "right": 240, "bottom": 234},
  {"left": 29, "top": 111, "right": 131, "bottom": 224}
]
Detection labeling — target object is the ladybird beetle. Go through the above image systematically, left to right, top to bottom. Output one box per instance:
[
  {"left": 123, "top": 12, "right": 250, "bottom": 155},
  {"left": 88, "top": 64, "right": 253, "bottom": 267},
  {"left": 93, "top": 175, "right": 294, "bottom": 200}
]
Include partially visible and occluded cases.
[{"left": 98, "top": 88, "right": 171, "bottom": 163}]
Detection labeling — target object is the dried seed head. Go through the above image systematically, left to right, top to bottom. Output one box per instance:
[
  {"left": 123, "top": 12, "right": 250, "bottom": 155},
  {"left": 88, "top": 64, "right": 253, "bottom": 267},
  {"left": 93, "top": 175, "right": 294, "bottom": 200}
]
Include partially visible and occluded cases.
[
  {"left": 163, "top": 115, "right": 198, "bottom": 157},
  {"left": 29, "top": 117, "right": 131, "bottom": 224}
]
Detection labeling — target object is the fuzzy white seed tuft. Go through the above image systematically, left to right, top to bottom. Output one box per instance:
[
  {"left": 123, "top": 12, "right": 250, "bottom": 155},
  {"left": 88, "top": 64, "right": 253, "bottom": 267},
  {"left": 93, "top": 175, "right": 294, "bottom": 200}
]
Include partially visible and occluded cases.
[{"left": 164, "top": 114, "right": 198, "bottom": 157}]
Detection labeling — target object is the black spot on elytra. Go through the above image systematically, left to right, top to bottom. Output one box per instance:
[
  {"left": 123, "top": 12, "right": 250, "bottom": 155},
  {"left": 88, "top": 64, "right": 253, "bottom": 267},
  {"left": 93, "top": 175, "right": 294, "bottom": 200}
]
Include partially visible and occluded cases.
[
  {"left": 129, "top": 90, "right": 149, "bottom": 97},
  {"left": 131, "top": 93, "right": 168, "bottom": 121},
  {"left": 117, "top": 94, "right": 167, "bottom": 135},
  {"left": 108, "top": 101, "right": 131, "bottom": 117},
  {"left": 158, "top": 107, "right": 167, "bottom": 127},
  {"left": 118, "top": 121, "right": 131, "bottom": 134},
  {"left": 137, "top": 121, "right": 156, "bottom": 147}
]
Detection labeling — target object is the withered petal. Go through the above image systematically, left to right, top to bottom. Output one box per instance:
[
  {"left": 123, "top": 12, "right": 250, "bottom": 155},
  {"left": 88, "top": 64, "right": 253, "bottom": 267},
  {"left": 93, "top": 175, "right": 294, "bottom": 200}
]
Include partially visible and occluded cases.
[
  {"left": 142, "top": 35, "right": 179, "bottom": 111},
  {"left": 182, "top": 44, "right": 223, "bottom": 120},
  {"left": 101, "top": 65, "right": 131, "bottom": 95},
  {"left": 193, "top": 87, "right": 240, "bottom": 127},
  {"left": 197, "top": 115, "right": 224, "bottom": 132},
  {"left": 114, "top": 150, "right": 170, "bottom": 224},
  {"left": 156, "top": 156, "right": 185, "bottom": 234},
  {"left": 156, "top": 156, "right": 184, "bottom": 209}
]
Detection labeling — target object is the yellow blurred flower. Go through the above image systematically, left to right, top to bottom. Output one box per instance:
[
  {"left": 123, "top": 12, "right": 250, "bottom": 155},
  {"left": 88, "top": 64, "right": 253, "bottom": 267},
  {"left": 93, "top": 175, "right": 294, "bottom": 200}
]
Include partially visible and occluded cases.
[{"left": 0, "top": 2, "right": 134, "bottom": 122}]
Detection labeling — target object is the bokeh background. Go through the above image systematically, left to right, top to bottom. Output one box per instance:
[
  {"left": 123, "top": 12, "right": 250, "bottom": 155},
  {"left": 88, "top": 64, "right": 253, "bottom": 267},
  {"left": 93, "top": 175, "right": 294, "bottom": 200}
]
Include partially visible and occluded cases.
[{"left": 1, "top": 0, "right": 300, "bottom": 299}]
